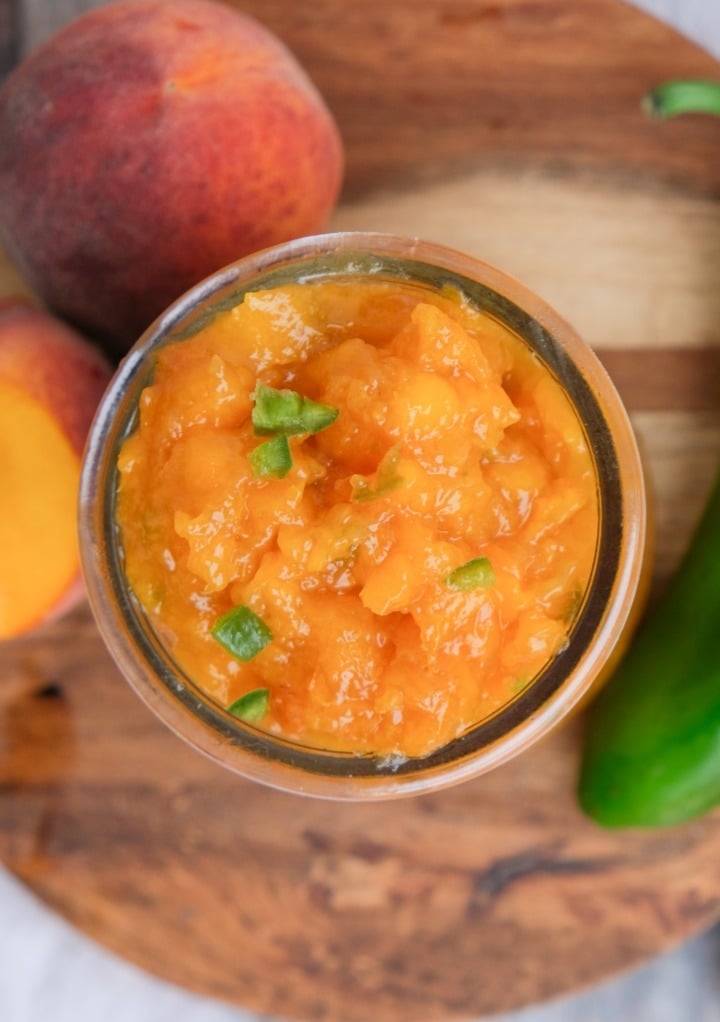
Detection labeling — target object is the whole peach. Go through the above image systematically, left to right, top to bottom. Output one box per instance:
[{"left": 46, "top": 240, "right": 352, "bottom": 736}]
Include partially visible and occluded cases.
[
  {"left": 0, "top": 0, "right": 344, "bottom": 350},
  {"left": 0, "top": 300, "right": 112, "bottom": 639}
]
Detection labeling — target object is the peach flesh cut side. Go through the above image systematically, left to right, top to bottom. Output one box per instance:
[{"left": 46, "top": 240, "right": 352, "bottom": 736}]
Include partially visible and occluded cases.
[{"left": 0, "top": 379, "right": 80, "bottom": 638}]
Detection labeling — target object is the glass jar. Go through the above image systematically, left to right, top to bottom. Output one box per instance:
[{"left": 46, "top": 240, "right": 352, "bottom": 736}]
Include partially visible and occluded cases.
[{"left": 78, "top": 232, "right": 648, "bottom": 799}]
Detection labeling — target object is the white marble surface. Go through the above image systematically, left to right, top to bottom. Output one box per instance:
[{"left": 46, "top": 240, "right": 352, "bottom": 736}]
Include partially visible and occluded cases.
[{"left": 2, "top": 1, "right": 720, "bottom": 1021}]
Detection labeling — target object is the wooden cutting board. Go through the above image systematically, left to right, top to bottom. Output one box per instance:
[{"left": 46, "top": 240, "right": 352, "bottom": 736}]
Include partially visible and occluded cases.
[{"left": 2, "top": 1, "right": 720, "bottom": 1020}]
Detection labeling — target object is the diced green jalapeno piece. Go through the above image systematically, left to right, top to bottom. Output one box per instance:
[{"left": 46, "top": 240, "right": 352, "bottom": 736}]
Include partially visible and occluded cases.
[
  {"left": 251, "top": 382, "right": 338, "bottom": 436},
  {"left": 249, "top": 435, "right": 292, "bottom": 479},
  {"left": 444, "top": 557, "right": 495, "bottom": 591},
  {"left": 212, "top": 605, "right": 272, "bottom": 661},
  {"left": 227, "top": 687, "right": 270, "bottom": 723}
]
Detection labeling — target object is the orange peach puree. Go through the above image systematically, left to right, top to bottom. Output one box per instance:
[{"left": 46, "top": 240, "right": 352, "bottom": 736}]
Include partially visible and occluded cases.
[{"left": 116, "top": 280, "right": 598, "bottom": 759}]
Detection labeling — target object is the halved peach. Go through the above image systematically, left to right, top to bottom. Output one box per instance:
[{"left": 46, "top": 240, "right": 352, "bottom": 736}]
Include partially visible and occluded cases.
[{"left": 0, "top": 300, "right": 112, "bottom": 639}]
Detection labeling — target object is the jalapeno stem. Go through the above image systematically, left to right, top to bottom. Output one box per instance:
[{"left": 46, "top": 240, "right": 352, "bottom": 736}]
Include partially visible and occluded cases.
[
  {"left": 644, "top": 79, "right": 720, "bottom": 119},
  {"left": 444, "top": 557, "right": 495, "bottom": 591}
]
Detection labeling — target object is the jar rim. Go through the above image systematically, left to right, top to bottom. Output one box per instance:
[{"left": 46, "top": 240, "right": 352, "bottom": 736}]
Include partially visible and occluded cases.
[{"left": 79, "top": 231, "right": 647, "bottom": 800}]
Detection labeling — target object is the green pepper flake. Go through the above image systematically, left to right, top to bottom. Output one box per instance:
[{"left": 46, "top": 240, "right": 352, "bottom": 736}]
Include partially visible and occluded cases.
[
  {"left": 252, "top": 382, "right": 339, "bottom": 436},
  {"left": 249, "top": 434, "right": 292, "bottom": 479},
  {"left": 351, "top": 446, "right": 403, "bottom": 502},
  {"left": 444, "top": 557, "right": 495, "bottom": 591},
  {"left": 212, "top": 605, "right": 272, "bottom": 661},
  {"left": 227, "top": 687, "right": 270, "bottom": 723}
]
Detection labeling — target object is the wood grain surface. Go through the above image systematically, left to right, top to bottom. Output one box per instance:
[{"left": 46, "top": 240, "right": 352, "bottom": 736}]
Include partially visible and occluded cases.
[
  {"left": 221, "top": 0, "right": 720, "bottom": 201},
  {"left": 2, "top": 1, "right": 720, "bottom": 1020}
]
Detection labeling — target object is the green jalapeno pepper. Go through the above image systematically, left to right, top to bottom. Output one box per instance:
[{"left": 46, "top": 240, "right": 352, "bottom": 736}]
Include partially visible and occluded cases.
[{"left": 578, "top": 468, "right": 720, "bottom": 828}]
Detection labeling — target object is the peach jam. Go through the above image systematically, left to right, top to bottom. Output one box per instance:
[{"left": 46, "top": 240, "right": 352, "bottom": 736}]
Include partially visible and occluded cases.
[{"left": 115, "top": 279, "right": 599, "bottom": 759}]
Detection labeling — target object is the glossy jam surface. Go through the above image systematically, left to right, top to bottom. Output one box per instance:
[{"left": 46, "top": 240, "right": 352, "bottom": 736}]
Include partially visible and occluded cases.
[{"left": 116, "top": 280, "right": 599, "bottom": 758}]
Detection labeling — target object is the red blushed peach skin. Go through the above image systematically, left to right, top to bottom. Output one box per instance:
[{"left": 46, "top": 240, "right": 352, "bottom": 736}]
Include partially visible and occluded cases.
[
  {"left": 0, "top": 0, "right": 345, "bottom": 350},
  {"left": 0, "top": 300, "right": 112, "bottom": 639}
]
